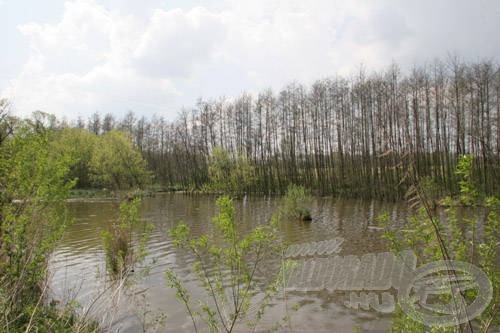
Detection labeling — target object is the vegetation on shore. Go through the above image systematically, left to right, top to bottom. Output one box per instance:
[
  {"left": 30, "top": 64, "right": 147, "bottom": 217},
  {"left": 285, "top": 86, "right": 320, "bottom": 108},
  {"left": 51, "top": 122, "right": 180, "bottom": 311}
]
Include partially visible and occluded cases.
[
  {"left": 5, "top": 57, "right": 499, "bottom": 201},
  {"left": 48, "top": 58, "right": 499, "bottom": 200},
  {"left": 0, "top": 107, "right": 151, "bottom": 331},
  {"left": 0, "top": 118, "right": 99, "bottom": 331},
  {"left": 55, "top": 127, "right": 152, "bottom": 190},
  {"left": 201, "top": 146, "right": 256, "bottom": 197},
  {"left": 381, "top": 155, "right": 499, "bottom": 332}
]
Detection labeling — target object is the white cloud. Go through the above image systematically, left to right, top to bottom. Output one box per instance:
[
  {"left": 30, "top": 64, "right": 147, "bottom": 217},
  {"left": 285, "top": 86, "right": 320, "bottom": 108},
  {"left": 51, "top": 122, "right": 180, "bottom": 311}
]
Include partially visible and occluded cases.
[
  {"left": 1, "top": 0, "right": 499, "bottom": 120},
  {"left": 4, "top": 0, "right": 181, "bottom": 119},
  {"left": 213, "top": 0, "right": 412, "bottom": 87},
  {"left": 17, "top": 1, "right": 111, "bottom": 74},
  {"left": 133, "top": 7, "right": 226, "bottom": 78}
]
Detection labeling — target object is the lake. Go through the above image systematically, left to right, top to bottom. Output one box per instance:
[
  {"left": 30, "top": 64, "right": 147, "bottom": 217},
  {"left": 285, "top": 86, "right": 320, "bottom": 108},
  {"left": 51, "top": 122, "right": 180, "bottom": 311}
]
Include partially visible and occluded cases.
[{"left": 48, "top": 193, "right": 411, "bottom": 332}]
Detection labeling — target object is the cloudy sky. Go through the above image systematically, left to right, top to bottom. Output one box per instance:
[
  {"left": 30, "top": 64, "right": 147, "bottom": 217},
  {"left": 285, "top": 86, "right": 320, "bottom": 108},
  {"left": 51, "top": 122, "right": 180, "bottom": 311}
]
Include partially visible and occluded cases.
[{"left": 1, "top": 0, "right": 499, "bottom": 121}]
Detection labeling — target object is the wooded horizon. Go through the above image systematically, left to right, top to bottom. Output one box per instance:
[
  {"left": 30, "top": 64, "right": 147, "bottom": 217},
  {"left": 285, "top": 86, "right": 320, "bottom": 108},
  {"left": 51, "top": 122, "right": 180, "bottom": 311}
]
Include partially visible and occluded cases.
[{"left": 5, "top": 57, "right": 499, "bottom": 200}]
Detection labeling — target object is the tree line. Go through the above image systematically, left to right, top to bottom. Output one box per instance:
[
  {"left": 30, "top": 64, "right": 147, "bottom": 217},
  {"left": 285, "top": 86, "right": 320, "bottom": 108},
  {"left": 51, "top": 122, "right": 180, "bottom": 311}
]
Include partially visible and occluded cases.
[
  {"left": 4, "top": 57, "right": 499, "bottom": 199},
  {"left": 76, "top": 58, "right": 497, "bottom": 199},
  {"left": 0, "top": 106, "right": 151, "bottom": 191}
]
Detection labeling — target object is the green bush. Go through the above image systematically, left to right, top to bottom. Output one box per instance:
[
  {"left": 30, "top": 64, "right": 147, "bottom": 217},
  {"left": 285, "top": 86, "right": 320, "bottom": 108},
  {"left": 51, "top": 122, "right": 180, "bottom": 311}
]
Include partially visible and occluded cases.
[
  {"left": 0, "top": 123, "right": 97, "bottom": 331},
  {"left": 90, "top": 130, "right": 152, "bottom": 190},
  {"left": 203, "top": 146, "right": 256, "bottom": 197},
  {"left": 381, "top": 155, "right": 498, "bottom": 332},
  {"left": 277, "top": 184, "right": 313, "bottom": 221},
  {"left": 166, "top": 196, "right": 285, "bottom": 332},
  {"left": 102, "top": 198, "right": 151, "bottom": 278}
]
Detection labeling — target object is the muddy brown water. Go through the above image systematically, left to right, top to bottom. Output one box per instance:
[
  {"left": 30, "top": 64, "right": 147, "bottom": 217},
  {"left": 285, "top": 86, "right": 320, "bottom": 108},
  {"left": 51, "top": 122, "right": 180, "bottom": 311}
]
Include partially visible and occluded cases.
[{"left": 48, "top": 193, "right": 412, "bottom": 332}]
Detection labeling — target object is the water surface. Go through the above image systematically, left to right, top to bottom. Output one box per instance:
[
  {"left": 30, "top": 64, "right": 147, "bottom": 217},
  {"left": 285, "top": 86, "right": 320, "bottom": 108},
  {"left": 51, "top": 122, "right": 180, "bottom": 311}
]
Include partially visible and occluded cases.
[{"left": 49, "top": 194, "right": 410, "bottom": 332}]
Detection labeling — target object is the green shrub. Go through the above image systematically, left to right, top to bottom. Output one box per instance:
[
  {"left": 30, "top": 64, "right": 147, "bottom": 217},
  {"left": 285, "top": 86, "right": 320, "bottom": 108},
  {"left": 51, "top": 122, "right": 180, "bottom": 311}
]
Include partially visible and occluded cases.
[
  {"left": 0, "top": 123, "right": 98, "bottom": 331},
  {"left": 90, "top": 130, "right": 152, "bottom": 190},
  {"left": 203, "top": 146, "right": 256, "bottom": 197},
  {"left": 381, "top": 155, "right": 498, "bottom": 332},
  {"left": 277, "top": 184, "right": 313, "bottom": 221},
  {"left": 166, "top": 196, "right": 285, "bottom": 332},
  {"left": 102, "top": 198, "right": 151, "bottom": 278}
]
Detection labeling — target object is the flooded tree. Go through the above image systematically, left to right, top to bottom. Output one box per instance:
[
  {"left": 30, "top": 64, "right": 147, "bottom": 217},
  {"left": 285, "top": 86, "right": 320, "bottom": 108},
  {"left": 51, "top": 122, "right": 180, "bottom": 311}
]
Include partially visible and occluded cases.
[{"left": 70, "top": 58, "right": 499, "bottom": 200}]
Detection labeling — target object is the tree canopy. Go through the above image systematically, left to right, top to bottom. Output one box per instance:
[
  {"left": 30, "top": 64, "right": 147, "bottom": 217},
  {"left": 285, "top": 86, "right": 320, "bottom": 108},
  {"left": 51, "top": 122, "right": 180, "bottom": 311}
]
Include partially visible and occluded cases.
[
  {"left": 51, "top": 127, "right": 151, "bottom": 190},
  {"left": 89, "top": 130, "right": 151, "bottom": 190}
]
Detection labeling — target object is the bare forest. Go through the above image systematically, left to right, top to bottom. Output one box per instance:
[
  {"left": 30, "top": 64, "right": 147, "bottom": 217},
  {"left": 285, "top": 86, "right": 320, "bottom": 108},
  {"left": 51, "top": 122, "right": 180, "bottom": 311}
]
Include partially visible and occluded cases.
[{"left": 76, "top": 59, "right": 500, "bottom": 200}]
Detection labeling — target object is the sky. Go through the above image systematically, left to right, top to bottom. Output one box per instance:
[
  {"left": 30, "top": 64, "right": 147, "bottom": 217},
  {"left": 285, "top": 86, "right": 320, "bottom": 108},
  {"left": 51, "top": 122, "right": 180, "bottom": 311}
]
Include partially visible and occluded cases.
[{"left": 1, "top": 0, "right": 499, "bottom": 121}]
